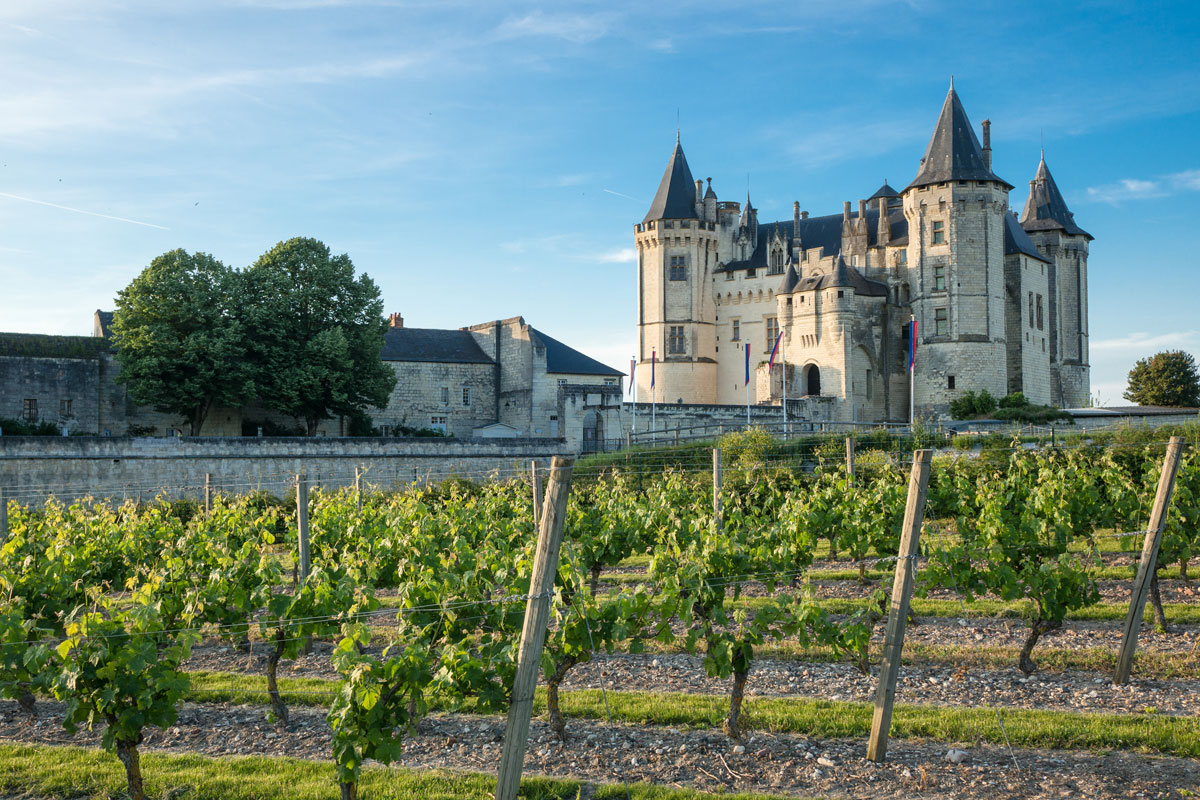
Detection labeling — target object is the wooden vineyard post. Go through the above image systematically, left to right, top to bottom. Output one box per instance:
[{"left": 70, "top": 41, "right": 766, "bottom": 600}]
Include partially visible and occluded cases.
[
  {"left": 1114, "top": 436, "right": 1186, "bottom": 684},
  {"left": 846, "top": 437, "right": 856, "bottom": 481},
  {"left": 712, "top": 448, "right": 724, "bottom": 536},
  {"left": 866, "top": 448, "right": 932, "bottom": 762},
  {"left": 495, "top": 456, "right": 574, "bottom": 800},
  {"left": 530, "top": 461, "right": 544, "bottom": 527},
  {"left": 354, "top": 466, "right": 363, "bottom": 513},
  {"left": 204, "top": 473, "right": 213, "bottom": 514},
  {"left": 295, "top": 473, "right": 313, "bottom": 654},
  {"left": 0, "top": 486, "right": 8, "bottom": 546}
]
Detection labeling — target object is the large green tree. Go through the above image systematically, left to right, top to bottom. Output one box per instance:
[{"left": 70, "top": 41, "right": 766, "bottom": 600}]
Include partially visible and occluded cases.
[
  {"left": 244, "top": 238, "right": 395, "bottom": 435},
  {"left": 112, "top": 250, "right": 254, "bottom": 435},
  {"left": 1123, "top": 350, "right": 1200, "bottom": 408}
]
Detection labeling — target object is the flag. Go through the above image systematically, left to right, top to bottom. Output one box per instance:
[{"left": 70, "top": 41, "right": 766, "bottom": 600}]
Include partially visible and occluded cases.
[
  {"left": 908, "top": 319, "right": 917, "bottom": 372},
  {"left": 767, "top": 331, "right": 783, "bottom": 370},
  {"left": 744, "top": 342, "right": 751, "bottom": 386},
  {"left": 651, "top": 350, "right": 656, "bottom": 388},
  {"left": 629, "top": 357, "right": 635, "bottom": 396}
]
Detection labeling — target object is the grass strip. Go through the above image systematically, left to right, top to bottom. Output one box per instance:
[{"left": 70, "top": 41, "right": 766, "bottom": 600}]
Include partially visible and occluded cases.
[
  {"left": 603, "top": 564, "right": 1160, "bottom": 584},
  {"left": 183, "top": 672, "right": 1200, "bottom": 758},
  {"left": 0, "top": 742, "right": 805, "bottom": 800}
]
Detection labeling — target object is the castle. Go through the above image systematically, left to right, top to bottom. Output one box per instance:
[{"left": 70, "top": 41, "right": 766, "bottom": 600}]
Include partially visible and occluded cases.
[{"left": 634, "top": 84, "right": 1091, "bottom": 421}]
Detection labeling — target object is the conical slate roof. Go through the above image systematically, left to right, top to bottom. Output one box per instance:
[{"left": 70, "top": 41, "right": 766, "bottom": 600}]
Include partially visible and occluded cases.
[
  {"left": 907, "top": 87, "right": 1012, "bottom": 191},
  {"left": 643, "top": 138, "right": 699, "bottom": 224},
  {"left": 1019, "top": 156, "right": 1092, "bottom": 240},
  {"left": 868, "top": 181, "right": 900, "bottom": 200},
  {"left": 778, "top": 265, "right": 800, "bottom": 294}
]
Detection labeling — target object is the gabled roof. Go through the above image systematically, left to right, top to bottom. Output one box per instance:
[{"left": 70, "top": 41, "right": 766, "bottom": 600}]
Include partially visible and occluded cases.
[
  {"left": 907, "top": 86, "right": 1013, "bottom": 191},
  {"left": 642, "top": 138, "right": 699, "bottom": 224},
  {"left": 1019, "top": 156, "right": 1093, "bottom": 240},
  {"left": 717, "top": 209, "right": 908, "bottom": 272},
  {"left": 1003, "top": 212, "right": 1049, "bottom": 262},
  {"left": 791, "top": 256, "right": 889, "bottom": 298},
  {"left": 380, "top": 327, "right": 493, "bottom": 364},
  {"left": 530, "top": 328, "right": 624, "bottom": 377}
]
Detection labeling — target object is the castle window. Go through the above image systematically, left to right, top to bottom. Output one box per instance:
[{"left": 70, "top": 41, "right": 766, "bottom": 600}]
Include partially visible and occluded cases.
[
  {"left": 931, "top": 220, "right": 946, "bottom": 245},
  {"left": 664, "top": 221, "right": 674, "bottom": 229},
  {"left": 899, "top": 250, "right": 908, "bottom": 265},
  {"left": 669, "top": 255, "right": 687, "bottom": 280},
  {"left": 933, "top": 265, "right": 946, "bottom": 292},
  {"left": 746, "top": 269, "right": 756, "bottom": 278},
  {"left": 725, "top": 270, "right": 735, "bottom": 281},
  {"left": 837, "top": 290, "right": 845, "bottom": 298},
  {"left": 1028, "top": 292, "right": 1035, "bottom": 327},
  {"left": 1036, "top": 294, "right": 1044, "bottom": 330},
  {"left": 934, "top": 307, "right": 948, "bottom": 336},
  {"left": 766, "top": 317, "right": 779, "bottom": 350},
  {"left": 731, "top": 319, "right": 740, "bottom": 341},
  {"left": 668, "top": 325, "right": 686, "bottom": 355},
  {"left": 948, "top": 375, "right": 956, "bottom": 390},
  {"left": 558, "top": 379, "right": 567, "bottom": 386},
  {"left": 441, "top": 387, "right": 449, "bottom": 404},
  {"left": 462, "top": 388, "right": 471, "bottom": 406},
  {"left": 22, "top": 398, "right": 37, "bottom": 422},
  {"left": 60, "top": 399, "right": 72, "bottom": 417},
  {"left": 429, "top": 415, "right": 448, "bottom": 434}
]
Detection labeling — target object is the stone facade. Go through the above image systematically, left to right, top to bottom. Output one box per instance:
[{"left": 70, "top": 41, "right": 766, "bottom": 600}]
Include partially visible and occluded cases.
[{"left": 635, "top": 86, "right": 1091, "bottom": 420}]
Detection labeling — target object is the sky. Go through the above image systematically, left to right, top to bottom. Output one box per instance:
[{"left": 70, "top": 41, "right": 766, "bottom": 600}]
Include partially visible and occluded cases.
[{"left": 1, "top": 0, "right": 1198, "bottom": 407}]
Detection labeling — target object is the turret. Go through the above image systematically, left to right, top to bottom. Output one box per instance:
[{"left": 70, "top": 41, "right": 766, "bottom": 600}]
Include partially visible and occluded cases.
[
  {"left": 902, "top": 83, "right": 1013, "bottom": 417},
  {"left": 634, "top": 136, "right": 718, "bottom": 403},
  {"left": 1019, "top": 154, "right": 1092, "bottom": 407}
]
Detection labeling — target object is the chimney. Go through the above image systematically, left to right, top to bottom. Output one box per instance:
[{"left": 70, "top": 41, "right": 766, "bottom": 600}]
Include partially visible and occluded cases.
[
  {"left": 981, "top": 119, "right": 992, "bottom": 170},
  {"left": 877, "top": 198, "right": 890, "bottom": 245},
  {"left": 858, "top": 199, "right": 867, "bottom": 219},
  {"left": 843, "top": 201, "right": 851, "bottom": 222},
  {"left": 801, "top": 210, "right": 809, "bottom": 219},
  {"left": 389, "top": 312, "right": 404, "bottom": 328}
]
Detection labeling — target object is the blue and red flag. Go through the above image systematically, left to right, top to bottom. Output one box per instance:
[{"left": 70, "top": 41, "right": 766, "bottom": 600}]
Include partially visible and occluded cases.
[
  {"left": 908, "top": 319, "right": 917, "bottom": 372},
  {"left": 767, "top": 331, "right": 783, "bottom": 370},
  {"left": 744, "top": 342, "right": 751, "bottom": 386},
  {"left": 651, "top": 350, "right": 656, "bottom": 388},
  {"left": 629, "top": 357, "right": 635, "bottom": 395}
]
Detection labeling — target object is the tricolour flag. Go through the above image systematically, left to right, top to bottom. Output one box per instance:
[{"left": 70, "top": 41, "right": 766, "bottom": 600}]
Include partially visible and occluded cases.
[
  {"left": 908, "top": 319, "right": 917, "bottom": 372},
  {"left": 767, "top": 331, "right": 783, "bottom": 370},
  {"left": 744, "top": 342, "right": 751, "bottom": 386},
  {"left": 651, "top": 350, "right": 656, "bottom": 388},
  {"left": 629, "top": 357, "right": 635, "bottom": 396}
]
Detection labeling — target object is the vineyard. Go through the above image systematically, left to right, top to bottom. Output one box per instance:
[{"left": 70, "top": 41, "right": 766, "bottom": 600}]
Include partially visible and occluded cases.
[{"left": 1, "top": 430, "right": 1199, "bottom": 800}]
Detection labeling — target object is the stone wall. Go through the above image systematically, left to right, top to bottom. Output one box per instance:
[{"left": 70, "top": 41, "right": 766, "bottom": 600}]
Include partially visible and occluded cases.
[
  {"left": 373, "top": 361, "right": 496, "bottom": 438},
  {"left": 0, "top": 436, "right": 568, "bottom": 503}
]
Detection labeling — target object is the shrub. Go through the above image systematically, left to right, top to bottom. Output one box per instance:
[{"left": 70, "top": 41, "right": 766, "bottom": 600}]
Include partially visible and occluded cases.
[
  {"left": 949, "top": 390, "right": 998, "bottom": 420},
  {"left": 0, "top": 417, "right": 60, "bottom": 436}
]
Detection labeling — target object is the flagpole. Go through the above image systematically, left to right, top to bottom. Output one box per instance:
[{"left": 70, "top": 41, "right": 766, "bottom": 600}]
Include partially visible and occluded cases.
[
  {"left": 909, "top": 314, "right": 916, "bottom": 427},
  {"left": 782, "top": 328, "right": 788, "bottom": 439},
  {"left": 745, "top": 343, "right": 751, "bottom": 428},
  {"left": 651, "top": 349, "right": 656, "bottom": 441},
  {"left": 630, "top": 357, "right": 637, "bottom": 434}
]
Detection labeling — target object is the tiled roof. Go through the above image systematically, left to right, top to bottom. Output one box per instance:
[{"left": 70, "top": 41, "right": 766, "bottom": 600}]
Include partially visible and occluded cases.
[
  {"left": 906, "top": 87, "right": 1013, "bottom": 191},
  {"left": 643, "top": 139, "right": 699, "bottom": 224},
  {"left": 1019, "top": 156, "right": 1092, "bottom": 240},
  {"left": 717, "top": 209, "right": 908, "bottom": 272},
  {"left": 791, "top": 255, "right": 889, "bottom": 298},
  {"left": 379, "top": 327, "right": 493, "bottom": 364},
  {"left": 531, "top": 328, "right": 624, "bottom": 376}
]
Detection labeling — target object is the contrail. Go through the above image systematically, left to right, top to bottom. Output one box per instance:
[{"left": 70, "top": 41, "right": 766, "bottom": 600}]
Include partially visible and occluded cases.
[
  {"left": 603, "top": 188, "right": 641, "bottom": 202},
  {"left": 0, "top": 191, "right": 169, "bottom": 230}
]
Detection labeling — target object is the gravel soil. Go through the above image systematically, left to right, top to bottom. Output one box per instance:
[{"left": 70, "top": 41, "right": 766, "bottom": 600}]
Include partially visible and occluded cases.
[{"left": 1, "top": 699, "right": 1195, "bottom": 800}]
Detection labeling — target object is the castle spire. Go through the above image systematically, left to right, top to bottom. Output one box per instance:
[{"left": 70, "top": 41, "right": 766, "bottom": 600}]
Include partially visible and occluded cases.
[
  {"left": 906, "top": 84, "right": 1012, "bottom": 191},
  {"left": 643, "top": 137, "right": 699, "bottom": 224},
  {"left": 1019, "top": 155, "right": 1092, "bottom": 240}
]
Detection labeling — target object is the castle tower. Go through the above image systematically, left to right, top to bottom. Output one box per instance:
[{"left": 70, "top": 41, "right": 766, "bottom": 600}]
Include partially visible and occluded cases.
[
  {"left": 901, "top": 84, "right": 1013, "bottom": 416},
  {"left": 634, "top": 136, "right": 719, "bottom": 404},
  {"left": 1020, "top": 154, "right": 1092, "bottom": 407}
]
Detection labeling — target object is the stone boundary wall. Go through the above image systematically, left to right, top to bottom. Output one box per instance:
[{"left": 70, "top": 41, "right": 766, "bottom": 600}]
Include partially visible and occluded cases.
[{"left": 0, "top": 436, "right": 569, "bottom": 503}]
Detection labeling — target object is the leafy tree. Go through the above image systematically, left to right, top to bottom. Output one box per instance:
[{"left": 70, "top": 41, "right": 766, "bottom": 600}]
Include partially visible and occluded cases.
[
  {"left": 243, "top": 238, "right": 396, "bottom": 435},
  {"left": 112, "top": 250, "right": 254, "bottom": 435},
  {"left": 1124, "top": 350, "right": 1200, "bottom": 407},
  {"left": 948, "top": 389, "right": 998, "bottom": 420}
]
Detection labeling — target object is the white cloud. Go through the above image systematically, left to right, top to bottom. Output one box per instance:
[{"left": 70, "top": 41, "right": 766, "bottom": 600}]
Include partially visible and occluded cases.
[
  {"left": 493, "top": 11, "right": 611, "bottom": 44},
  {"left": 1085, "top": 169, "right": 1200, "bottom": 205},
  {"left": 597, "top": 248, "right": 636, "bottom": 264},
  {"left": 1090, "top": 330, "right": 1200, "bottom": 352}
]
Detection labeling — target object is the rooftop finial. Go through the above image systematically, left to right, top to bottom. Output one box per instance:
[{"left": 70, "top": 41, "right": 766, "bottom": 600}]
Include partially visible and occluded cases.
[
  {"left": 950, "top": 75, "right": 954, "bottom": 90},
  {"left": 676, "top": 109, "right": 680, "bottom": 144}
]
